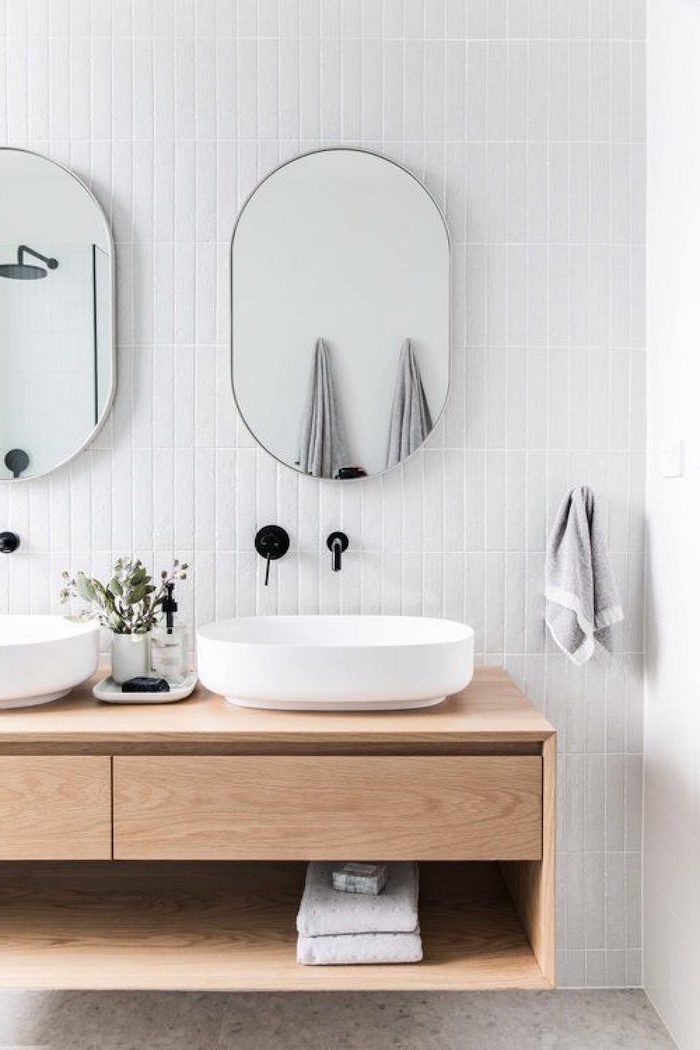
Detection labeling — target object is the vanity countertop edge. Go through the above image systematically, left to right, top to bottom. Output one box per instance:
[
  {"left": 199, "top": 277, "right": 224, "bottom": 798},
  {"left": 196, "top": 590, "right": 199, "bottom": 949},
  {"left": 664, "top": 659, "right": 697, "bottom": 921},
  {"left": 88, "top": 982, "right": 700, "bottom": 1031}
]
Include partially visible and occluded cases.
[{"left": 0, "top": 667, "right": 555, "bottom": 752}]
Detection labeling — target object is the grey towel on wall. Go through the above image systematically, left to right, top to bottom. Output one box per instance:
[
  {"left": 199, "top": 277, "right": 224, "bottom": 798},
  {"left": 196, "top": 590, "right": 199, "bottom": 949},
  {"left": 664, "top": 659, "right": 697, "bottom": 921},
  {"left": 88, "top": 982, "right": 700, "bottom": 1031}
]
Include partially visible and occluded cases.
[
  {"left": 296, "top": 337, "right": 348, "bottom": 479},
  {"left": 385, "top": 339, "right": 433, "bottom": 469},
  {"left": 545, "top": 486, "right": 624, "bottom": 665},
  {"left": 297, "top": 862, "right": 419, "bottom": 937},
  {"left": 297, "top": 928, "right": 423, "bottom": 965}
]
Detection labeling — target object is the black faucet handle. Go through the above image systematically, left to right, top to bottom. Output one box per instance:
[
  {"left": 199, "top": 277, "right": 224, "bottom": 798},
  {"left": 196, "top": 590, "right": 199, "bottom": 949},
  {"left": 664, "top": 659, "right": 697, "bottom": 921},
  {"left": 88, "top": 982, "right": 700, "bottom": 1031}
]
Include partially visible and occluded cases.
[
  {"left": 4, "top": 449, "right": 29, "bottom": 478},
  {"left": 255, "top": 525, "right": 290, "bottom": 586},
  {"left": 326, "top": 531, "right": 349, "bottom": 572},
  {"left": 0, "top": 532, "right": 20, "bottom": 554}
]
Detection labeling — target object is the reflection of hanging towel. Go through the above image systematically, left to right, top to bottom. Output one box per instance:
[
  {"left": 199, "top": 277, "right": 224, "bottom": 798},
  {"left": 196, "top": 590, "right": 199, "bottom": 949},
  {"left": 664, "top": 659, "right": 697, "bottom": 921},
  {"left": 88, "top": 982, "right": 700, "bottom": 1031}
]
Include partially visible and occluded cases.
[
  {"left": 296, "top": 338, "right": 349, "bottom": 479},
  {"left": 386, "top": 339, "right": 433, "bottom": 469}
]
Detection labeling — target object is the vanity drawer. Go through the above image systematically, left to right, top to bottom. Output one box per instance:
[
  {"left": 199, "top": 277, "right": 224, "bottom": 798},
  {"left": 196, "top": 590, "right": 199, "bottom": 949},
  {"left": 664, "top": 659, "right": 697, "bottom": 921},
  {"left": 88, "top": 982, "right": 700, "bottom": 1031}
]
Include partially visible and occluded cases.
[
  {"left": 113, "top": 755, "right": 542, "bottom": 861},
  {"left": 0, "top": 757, "right": 112, "bottom": 860}
]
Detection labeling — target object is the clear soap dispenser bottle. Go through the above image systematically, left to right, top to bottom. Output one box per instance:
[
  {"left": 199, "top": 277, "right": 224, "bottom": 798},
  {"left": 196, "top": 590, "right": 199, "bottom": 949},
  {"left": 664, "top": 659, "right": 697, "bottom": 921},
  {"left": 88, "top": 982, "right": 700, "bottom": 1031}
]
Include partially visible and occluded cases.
[{"left": 150, "top": 582, "right": 188, "bottom": 684}]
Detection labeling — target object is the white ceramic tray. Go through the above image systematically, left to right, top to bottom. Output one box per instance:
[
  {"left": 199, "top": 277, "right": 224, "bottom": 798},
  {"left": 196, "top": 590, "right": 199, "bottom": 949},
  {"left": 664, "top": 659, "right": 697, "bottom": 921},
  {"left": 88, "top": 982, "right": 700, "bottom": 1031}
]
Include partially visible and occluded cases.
[{"left": 93, "top": 672, "right": 198, "bottom": 705}]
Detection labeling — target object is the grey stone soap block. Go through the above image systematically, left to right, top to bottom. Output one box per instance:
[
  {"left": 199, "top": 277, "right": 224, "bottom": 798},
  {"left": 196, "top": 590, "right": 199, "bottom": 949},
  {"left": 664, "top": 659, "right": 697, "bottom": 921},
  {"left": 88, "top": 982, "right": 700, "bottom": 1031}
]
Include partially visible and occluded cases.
[{"left": 332, "top": 862, "right": 388, "bottom": 895}]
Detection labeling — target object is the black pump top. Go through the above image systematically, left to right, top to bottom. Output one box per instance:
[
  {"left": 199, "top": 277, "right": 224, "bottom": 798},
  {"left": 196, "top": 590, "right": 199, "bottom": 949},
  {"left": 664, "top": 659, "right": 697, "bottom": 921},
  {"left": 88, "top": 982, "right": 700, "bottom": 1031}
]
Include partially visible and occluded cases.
[{"left": 163, "top": 582, "right": 178, "bottom": 634}]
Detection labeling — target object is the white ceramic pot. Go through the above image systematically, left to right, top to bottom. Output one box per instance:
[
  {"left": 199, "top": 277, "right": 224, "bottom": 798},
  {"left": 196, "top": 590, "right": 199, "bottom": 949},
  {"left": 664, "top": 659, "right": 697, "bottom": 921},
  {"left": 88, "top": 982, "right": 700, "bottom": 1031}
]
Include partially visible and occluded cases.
[{"left": 110, "top": 631, "right": 151, "bottom": 685}]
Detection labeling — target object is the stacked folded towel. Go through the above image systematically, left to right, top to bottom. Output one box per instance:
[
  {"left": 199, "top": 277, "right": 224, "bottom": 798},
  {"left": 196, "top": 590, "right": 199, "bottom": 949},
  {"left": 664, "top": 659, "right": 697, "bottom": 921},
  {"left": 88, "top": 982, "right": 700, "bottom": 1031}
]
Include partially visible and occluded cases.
[{"left": 296, "top": 861, "right": 422, "bottom": 965}]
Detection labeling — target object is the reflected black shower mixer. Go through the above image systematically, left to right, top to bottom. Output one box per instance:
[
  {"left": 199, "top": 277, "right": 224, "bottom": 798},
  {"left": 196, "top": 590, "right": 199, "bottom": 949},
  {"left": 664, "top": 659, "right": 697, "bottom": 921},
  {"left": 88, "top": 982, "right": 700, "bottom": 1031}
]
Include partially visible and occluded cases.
[
  {"left": 0, "top": 244, "right": 58, "bottom": 280},
  {"left": 4, "top": 449, "right": 29, "bottom": 478}
]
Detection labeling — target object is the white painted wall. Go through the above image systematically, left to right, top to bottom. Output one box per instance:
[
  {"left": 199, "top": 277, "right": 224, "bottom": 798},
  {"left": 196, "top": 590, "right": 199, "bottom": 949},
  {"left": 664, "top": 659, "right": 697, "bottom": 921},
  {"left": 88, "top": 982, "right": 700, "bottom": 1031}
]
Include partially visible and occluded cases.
[
  {"left": 0, "top": 0, "right": 645, "bottom": 987},
  {"left": 645, "top": 1, "right": 700, "bottom": 1043}
]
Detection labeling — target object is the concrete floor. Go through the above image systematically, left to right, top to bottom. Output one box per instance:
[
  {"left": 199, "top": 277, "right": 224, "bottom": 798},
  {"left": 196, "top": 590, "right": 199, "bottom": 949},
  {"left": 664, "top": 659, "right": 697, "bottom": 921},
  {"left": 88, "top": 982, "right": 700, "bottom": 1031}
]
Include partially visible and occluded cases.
[{"left": 0, "top": 990, "right": 675, "bottom": 1049}]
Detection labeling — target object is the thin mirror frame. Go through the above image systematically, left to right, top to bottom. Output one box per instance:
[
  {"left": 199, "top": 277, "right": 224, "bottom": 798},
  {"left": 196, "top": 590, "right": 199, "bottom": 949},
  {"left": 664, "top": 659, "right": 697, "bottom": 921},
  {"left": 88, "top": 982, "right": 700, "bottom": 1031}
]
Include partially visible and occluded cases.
[
  {"left": 230, "top": 146, "right": 451, "bottom": 482},
  {"left": 0, "top": 147, "right": 117, "bottom": 483}
]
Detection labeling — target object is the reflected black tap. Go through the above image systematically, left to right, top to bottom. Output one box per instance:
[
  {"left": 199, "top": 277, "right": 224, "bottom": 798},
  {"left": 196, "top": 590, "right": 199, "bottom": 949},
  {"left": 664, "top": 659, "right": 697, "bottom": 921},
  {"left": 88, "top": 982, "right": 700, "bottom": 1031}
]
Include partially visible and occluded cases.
[{"left": 326, "top": 531, "right": 349, "bottom": 572}]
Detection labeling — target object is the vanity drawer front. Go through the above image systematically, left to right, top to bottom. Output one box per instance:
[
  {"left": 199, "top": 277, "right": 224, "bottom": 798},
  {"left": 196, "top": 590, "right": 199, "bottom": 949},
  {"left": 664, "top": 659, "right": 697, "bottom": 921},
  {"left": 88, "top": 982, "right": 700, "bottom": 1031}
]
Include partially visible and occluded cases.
[
  {"left": 113, "top": 755, "right": 542, "bottom": 861},
  {"left": 0, "top": 757, "right": 112, "bottom": 860}
]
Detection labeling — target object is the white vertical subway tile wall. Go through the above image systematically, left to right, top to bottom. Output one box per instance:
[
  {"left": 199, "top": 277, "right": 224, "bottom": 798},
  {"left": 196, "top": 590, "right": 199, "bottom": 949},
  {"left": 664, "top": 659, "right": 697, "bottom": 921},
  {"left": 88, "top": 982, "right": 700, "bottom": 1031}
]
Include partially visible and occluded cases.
[{"left": 0, "top": 0, "right": 645, "bottom": 988}]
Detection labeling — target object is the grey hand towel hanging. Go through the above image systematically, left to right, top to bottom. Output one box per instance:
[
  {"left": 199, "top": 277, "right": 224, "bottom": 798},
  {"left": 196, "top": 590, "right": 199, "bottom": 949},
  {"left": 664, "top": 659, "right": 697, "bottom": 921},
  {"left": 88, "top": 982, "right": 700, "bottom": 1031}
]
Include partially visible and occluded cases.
[
  {"left": 296, "top": 337, "right": 349, "bottom": 479},
  {"left": 386, "top": 339, "right": 433, "bottom": 469},
  {"left": 545, "top": 485, "right": 624, "bottom": 665}
]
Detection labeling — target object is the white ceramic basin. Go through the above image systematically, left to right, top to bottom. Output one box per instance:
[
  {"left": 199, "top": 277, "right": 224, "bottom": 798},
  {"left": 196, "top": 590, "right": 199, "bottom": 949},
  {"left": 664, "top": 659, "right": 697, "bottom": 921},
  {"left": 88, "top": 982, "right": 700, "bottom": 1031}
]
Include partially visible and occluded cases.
[
  {"left": 0, "top": 615, "right": 100, "bottom": 709},
  {"left": 197, "top": 615, "right": 474, "bottom": 711}
]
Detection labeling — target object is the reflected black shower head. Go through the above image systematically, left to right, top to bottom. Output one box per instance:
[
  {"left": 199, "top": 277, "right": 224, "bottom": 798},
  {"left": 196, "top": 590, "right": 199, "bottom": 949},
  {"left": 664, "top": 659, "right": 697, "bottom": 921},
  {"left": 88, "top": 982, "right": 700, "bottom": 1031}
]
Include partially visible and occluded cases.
[
  {"left": 0, "top": 245, "right": 58, "bottom": 280},
  {"left": 0, "top": 263, "right": 48, "bottom": 280}
]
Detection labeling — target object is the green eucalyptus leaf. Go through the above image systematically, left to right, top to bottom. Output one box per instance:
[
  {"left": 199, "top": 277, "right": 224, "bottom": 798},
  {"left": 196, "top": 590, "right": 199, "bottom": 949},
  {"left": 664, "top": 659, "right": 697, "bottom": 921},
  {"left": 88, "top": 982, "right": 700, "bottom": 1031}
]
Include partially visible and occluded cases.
[
  {"left": 76, "top": 573, "right": 96, "bottom": 603},
  {"left": 92, "top": 580, "right": 108, "bottom": 600}
]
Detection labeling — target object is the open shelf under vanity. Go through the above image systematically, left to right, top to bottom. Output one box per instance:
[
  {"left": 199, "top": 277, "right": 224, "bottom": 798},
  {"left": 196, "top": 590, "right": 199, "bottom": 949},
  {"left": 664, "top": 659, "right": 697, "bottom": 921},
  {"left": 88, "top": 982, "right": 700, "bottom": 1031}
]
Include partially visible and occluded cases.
[
  {"left": 0, "top": 669, "right": 556, "bottom": 991},
  {"left": 0, "top": 861, "right": 549, "bottom": 991}
]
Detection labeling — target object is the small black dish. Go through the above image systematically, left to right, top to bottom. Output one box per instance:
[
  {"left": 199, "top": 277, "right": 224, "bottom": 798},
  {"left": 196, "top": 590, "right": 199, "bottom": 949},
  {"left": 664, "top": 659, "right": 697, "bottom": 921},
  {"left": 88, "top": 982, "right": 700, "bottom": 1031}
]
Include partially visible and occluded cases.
[{"left": 121, "top": 676, "right": 170, "bottom": 694}]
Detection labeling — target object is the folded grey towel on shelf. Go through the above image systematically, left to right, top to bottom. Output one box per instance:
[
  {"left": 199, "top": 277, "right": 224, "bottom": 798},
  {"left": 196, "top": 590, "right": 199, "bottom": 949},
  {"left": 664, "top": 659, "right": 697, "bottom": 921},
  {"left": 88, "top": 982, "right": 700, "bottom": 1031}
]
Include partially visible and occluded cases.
[
  {"left": 296, "top": 337, "right": 349, "bottom": 479},
  {"left": 385, "top": 339, "right": 433, "bottom": 469},
  {"left": 545, "top": 485, "right": 624, "bottom": 665},
  {"left": 296, "top": 861, "right": 419, "bottom": 937},
  {"left": 297, "top": 928, "right": 423, "bottom": 966}
]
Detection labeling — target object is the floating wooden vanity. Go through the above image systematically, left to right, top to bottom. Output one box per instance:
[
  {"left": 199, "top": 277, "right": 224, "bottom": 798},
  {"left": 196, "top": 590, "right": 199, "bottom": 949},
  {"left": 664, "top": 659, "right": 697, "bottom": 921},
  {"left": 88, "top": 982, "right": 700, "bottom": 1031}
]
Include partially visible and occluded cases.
[{"left": 0, "top": 669, "right": 555, "bottom": 991}]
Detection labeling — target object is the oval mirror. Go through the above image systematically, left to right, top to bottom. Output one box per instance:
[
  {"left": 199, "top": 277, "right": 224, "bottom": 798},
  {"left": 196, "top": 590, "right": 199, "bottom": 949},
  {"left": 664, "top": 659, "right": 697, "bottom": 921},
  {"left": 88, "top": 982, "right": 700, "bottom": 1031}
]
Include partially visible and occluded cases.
[
  {"left": 0, "top": 148, "right": 115, "bottom": 481},
  {"left": 232, "top": 148, "right": 449, "bottom": 480}
]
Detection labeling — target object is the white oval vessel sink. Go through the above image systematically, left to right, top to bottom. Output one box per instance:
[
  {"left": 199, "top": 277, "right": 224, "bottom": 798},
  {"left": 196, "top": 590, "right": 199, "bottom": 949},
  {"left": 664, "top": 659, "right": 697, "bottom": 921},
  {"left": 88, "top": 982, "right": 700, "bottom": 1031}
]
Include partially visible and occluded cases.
[
  {"left": 0, "top": 615, "right": 100, "bottom": 710},
  {"left": 197, "top": 615, "right": 474, "bottom": 711}
]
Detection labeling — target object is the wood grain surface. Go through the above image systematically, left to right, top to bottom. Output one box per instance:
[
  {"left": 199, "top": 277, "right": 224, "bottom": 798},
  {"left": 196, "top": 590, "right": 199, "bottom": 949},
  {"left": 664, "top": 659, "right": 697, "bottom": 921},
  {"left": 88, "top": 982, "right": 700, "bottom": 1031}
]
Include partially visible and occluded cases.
[
  {"left": 0, "top": 668, "right": 555, "bottom": 755},
  {"left": 501, "top": 733, "right": 556, "bottom": 985},
  {"left": 113, "top": 754, "right": 543, "bottom": 860},
  {"left": 0, "top": 756, "right": 111, "bottom": 859},
  {"left": 0, "top": 861, "right": 550, "bottom": 990}
]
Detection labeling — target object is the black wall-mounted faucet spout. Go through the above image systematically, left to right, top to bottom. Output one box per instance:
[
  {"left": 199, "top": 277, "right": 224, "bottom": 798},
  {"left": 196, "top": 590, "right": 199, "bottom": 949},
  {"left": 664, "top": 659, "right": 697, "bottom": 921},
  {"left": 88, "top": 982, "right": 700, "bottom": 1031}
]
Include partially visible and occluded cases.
[{"left": 326, "top": 531, "right": 349, "bottom": 572}]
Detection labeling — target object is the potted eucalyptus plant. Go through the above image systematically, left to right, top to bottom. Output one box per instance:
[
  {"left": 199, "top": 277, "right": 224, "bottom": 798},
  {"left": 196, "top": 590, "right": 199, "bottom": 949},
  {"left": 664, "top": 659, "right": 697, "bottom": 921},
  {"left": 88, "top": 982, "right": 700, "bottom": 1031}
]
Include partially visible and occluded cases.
[{"left": 60, "top": 558, "right": 188, "bottom": 684}]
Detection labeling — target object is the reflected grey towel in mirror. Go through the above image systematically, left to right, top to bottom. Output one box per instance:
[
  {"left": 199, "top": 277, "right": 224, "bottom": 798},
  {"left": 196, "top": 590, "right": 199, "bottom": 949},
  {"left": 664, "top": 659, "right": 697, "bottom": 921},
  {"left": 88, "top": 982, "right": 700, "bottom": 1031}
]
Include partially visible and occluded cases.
[
  {"left": 296, "top": 337, "right": 349, "bottom": 479},
  {"left": 386, "top": 339, "right": 433, "bottom": 469},
  {"left": 545, "top": 485, "right": 624, "bottom": 665}
]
